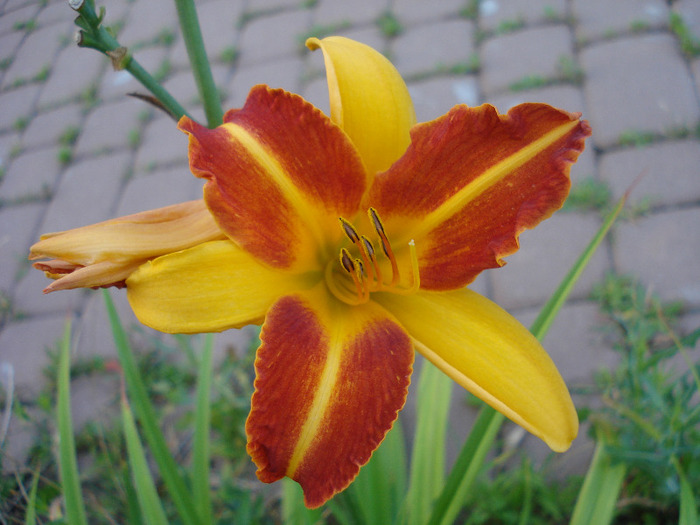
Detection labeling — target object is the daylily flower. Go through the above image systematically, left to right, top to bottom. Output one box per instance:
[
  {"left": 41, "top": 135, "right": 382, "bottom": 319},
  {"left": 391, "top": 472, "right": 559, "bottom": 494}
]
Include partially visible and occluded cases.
[{"left": 30, "top": 36, "right": 591, "bottom": 508}]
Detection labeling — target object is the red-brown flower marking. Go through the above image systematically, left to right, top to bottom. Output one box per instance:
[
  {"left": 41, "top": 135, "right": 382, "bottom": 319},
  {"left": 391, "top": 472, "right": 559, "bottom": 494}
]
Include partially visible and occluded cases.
[
  {"left": 368, "top": 103, "right": 592, "bottom": 290},
  {"left": 246, "top": 289, "right": 413, "bottom": 508}
]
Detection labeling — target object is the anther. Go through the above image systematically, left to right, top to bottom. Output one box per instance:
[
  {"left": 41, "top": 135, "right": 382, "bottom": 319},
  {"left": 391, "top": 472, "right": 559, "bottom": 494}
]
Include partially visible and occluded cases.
[
  {"left": 368, "top": 208, "right": 400, "bottom": 286},
  {"left": 339, "top": 218, "right": 361, "bottom": 244}
]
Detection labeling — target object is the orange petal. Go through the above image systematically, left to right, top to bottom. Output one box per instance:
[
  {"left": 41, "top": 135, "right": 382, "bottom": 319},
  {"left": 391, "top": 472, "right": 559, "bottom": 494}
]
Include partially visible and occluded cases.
[
  {"left": 179, "top": 86, "right": 369, "bottom": 273},
  {"left": 369, "top": 103, "right": 591, "bottom": 290},
  {"left": 245, "top": 286, "right": 413, "bottom": 508}
]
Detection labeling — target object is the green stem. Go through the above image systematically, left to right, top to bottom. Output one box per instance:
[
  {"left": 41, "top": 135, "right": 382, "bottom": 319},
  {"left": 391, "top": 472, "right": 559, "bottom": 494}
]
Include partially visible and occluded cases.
[
  {"left": 71, "top": 0, "right": 190, "bottom": 121},
  {"left": 173, "top": 0, "right": 223, "bottom": 127}
]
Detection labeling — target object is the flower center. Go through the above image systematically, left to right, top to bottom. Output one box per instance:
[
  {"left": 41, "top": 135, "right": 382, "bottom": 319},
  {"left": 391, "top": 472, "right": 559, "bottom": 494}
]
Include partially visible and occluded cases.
[{"left": 324, "top": 208, "right": 420, "bottom": 306}]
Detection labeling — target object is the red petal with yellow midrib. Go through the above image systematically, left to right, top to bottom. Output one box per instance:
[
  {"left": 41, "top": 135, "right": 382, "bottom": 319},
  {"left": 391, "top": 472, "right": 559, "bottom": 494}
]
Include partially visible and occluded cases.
[
  {"left": 179, "top": 86, "right": 368, "bottom": 271},
  {"left": 369, "top": 103, "right": 591, "bottom": 290},
  {"left": 246, "top": 289, "right": 413, "bottom": 508}
]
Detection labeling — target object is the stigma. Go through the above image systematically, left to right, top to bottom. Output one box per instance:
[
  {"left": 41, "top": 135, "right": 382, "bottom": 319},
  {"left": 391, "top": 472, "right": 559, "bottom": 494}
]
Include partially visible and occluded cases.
[{"left": 325, "top": 208, "right": 420, "bottom": 305}]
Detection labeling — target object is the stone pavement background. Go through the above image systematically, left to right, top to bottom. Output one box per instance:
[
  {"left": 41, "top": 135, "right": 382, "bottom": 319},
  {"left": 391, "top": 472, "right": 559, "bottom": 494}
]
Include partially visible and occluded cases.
[{"left": 1, "top": 0, "right": 699, "bottom": 480}]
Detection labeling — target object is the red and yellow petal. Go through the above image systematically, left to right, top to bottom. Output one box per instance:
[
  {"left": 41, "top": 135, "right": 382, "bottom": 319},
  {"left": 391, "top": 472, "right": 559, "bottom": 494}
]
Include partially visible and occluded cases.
[
  {"left": 306, "top": 36, "right": 416, "bottom": 174},
  {"left": 179, "top": 86, "right": 369, "bottom": 273},
  {"left": 369, "top": 103, "right": 591, "bottom": 290},
  {"left": 126, "top": 240, "right": 314, "bottom": 333},
  {"left": 246, "top": 286, "right": 414, "bottom": 508},
  {"left": 376, "top": 289, "right": 578, "bottom": 452}
]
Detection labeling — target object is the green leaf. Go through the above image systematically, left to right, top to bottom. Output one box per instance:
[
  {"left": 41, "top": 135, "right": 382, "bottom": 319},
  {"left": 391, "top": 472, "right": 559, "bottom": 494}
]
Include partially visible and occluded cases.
[
  {"left": 102, "top": 290, "right": 200, "bottom": 525},
  {"left": 56, "top": 321, "right": 88, "bottom": 525},
  {"left": 192, "top": 334, "right": 214, "bottom": 523},
  {"left": 402, "top": 360, "right": 453, "bottom": 525},
  {"left": 122, "top": 396, "right": 169, "bottom": 525},
  {"left": 427, "top": 406, "right": 504, "bottom": 525},
  {"left": 340, "top": 418, "right": 408, "bottom": 524},
  {"left": 569, "top": 440, "right": 626, "bottom": 525},
  {"left": 673, "top": 458, "right": 699, "bottom": 525},
  {"left": 24, "top": 467, "right": 40, "bottom": 525},
  {"left": 281, "top": 478, "right": 324, "bottom": 525}
]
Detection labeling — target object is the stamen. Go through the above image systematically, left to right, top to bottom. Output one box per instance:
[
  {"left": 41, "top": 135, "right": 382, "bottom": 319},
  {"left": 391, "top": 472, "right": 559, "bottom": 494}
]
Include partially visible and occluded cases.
[
  {"left": 368, "top": 208, "right": 400, "bottom": 286},
  {"left": 339, "top": 218, "right": 361, "bottom": 244},
  {"left": 361, "top": 235, "right": 381, "bottom": 284},
  {"left": 386, "top": 240, "right": 421, "bottom": 295}
]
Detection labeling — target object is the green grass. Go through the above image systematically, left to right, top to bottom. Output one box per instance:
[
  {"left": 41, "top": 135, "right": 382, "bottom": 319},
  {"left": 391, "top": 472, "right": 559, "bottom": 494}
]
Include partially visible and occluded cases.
[
  {"left": 459, "top": 0, "right": 479, "bottom": 20},
  {"left": 376, "top": 11, "right": 403, "bottom": 38},
  {"left": 669, "top": 12, "right": 700, "bottom": 57},
  {"left": 496, "top": 16, "right": 525, "bottom": 35},
  {"left": 13, "top": 19, "right": 36, "bottom": 32},
  {"left": 219, "top": 46, "right": 240, "bottom": 65},
  {"left": 58, "top": 126, "right": 80, "bottom": 146},
  {"left": 618, "top": 129, "right": 656, "bottom": 148},
  {"left": 562, "top": 178, "right": 612, "bottom": 213}
]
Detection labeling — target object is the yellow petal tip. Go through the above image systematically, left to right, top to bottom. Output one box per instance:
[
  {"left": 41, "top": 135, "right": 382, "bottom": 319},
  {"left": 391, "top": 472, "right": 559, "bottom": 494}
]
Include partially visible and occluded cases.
[{"left": 305, "top": 37, "right": 321, "bottom": 51}]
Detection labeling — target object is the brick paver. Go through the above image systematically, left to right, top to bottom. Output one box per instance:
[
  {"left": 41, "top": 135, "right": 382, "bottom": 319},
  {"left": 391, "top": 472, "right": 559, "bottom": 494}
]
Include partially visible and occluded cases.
[{"left": 1, "top": 0, "right": 699, "bottom": 484}]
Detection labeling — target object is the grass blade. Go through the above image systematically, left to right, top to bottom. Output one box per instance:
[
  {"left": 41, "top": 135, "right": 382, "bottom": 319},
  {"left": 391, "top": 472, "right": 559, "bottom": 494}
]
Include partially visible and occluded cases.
[
  {"left": 428, "top": 188, "right": 630, "bottom": 525},
  {"left": 102, "top": 290, "right": 200, "bottom": 525},
  {"left": 56, "top": 321, "right": 88, "bottom": 525},
  {"left": 192, "top": 334, "right": 214, "bottom": 524},
  {"left": 402, "top": 360, "right": 453, "bottom": 525},
  {"left": 121, "top": 393, "right": 169, "bottom": 525},
  {"left": 342, "top": 418, "right": 407, "bottom": 524},
  {"left": 569, "top": 439, "right": 626, "bottom": 525},
  {"left": 672, "top": 457, "right": 698, "bottom": 525},
  {"left": 23, "top": 467, "right": 40, "bottom": 525},
  {"left": 282, "top": 478, "right": 323, "bottom": 525}
]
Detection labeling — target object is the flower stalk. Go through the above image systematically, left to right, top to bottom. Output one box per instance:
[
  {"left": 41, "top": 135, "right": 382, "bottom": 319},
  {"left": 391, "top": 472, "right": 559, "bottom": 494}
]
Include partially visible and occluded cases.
[
  {"left": 70, "top": 0, "right": 190, "bottom": 121},
  {"left": 173, "top": 0, "right": 223, "bottom": 128}
]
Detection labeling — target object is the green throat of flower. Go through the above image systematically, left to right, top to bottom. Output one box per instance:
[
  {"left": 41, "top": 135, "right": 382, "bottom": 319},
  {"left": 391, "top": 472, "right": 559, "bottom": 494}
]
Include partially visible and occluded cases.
[{"left": 325, "top": 208, "right": 420, "bottom": 306}]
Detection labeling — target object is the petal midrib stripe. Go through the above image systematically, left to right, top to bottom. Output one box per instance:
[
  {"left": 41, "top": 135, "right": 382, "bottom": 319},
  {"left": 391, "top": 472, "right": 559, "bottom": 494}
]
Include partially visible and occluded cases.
[
  {"left": 417, "top": 119, "right": 579, "bottom": 237},
  {"left": 224, "top": 123, "right": 326, "bottom": 246}
]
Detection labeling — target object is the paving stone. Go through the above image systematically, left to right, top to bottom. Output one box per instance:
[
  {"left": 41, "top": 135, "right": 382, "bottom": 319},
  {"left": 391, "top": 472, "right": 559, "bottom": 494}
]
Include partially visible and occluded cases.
[
  {"left": 35, "top": 0, "right": 79, "bottom": 29},
  {"left": 117, "top": 0, "right": 179, "bottom": 48},
  {"left": 168, "top": 0, "right": 244, "bottom": 69},
  {"left": 314, "top": 0, "right": 390, "bottom": 26},
  {"left": 392, "top": 0, "right": 465, "bottom": 26},
  {"left": 478, "top": 0, "right": 567, "bottom": 32},
  {"left": 572, "top": 0, "right": 669, "bottom": 44},
  {"left": 0, "top": 2, "right": 38, "bottom": 36},
  {"left": 237, "top": 9, "right": 311, "bottom": 67},
  {"left": 391, "top": 19, "right": 475, "bottom": 78},
  {"left": 0, "top": 22, "right": 69, "bottom": 90},
  {"left": 480, "top": 25, "right": 574, "bottom": 94},
  {"left": 0, "top": 30, "right": 23, "bottom": 68},
  {"left": 580, "top": 34, "right": 700, "bottom": 149},
  {"left": 36, "top": 44, "right": 107, "bottom": 108},
  {"left": 98, "top": 46, "right": 169, "bottom": 101},
  {"left": 227, "top": 55, "right": 304, "bottom": 107},
  {"left": 693, "top": 57, "right": 700, "bottom": 93},
  {"left": 300, "top": 75, "right": 330, "bottom": 116},
  {"left": 407, "top": 75, "right": 480, "bottom": 122},
  {"left": 0, "top": 83, "right": 40, "bottom": 132},
  {"left": 486, "top": 85, "right": 596, "bottom": 180},
  {"left": 74, "top": 98, "right": 143, "bottom": 157},
  {"left": 21, "top": 102, "right": 82, "bottom": 150},
  {"left": 133, "top": 114, "right": 188, "bottom": 170},
  {"left": 0, "top": 131, "right": 21, "bottom": 173},
  {"left": 600, "top": 140, "right": 700, "bottom": 209},
  {"left": 0, "top": 146, "right": 61, "bottom": 202},
  {"left": 38, "top": 151, "right": 130, "bottom": 233},
  {"left": 115, "top": 166, "right": 202, "bottom": 216},
  {"left": 0, "top": 202, "right": 43, "bottom": 294},
  {"left": 614, "top": 208, "right": 700, "bottom": 307},
  {"left": 491, "top": 211, "right": 610, "bottom": 310},
  {"left": 74, "top": 289, "right": 138, "bottom": 361},
  {"left": 0, "top": 313, "right": 70, "bottom": 397},
  {"left": 70, "top": 373, "right": 121, "bottom": 432},
  {"left": 1, "top": 403, "right": 43, "bottom": 473}
]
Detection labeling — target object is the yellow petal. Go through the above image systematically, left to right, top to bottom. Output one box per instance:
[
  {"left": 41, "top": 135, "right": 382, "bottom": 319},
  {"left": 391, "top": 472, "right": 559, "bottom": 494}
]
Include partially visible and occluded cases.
[
  {"left": 306, "top": 36, "right": 416, "bottom": 174},
  {"left": 30, "top": 200, "right": 224, "bottom": 265},
  {"left": 126, "top": 240, "right": 315, "bottom": 333},
  {"left": 376, "top": 289, "right": 578, "bottom": 452}
]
